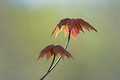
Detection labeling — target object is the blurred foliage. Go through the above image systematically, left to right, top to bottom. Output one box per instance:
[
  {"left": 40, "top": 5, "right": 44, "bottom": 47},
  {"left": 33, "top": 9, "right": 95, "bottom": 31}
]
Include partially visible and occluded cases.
[{"left": 0, "top": 0, "right": 120, "bottom": 80}]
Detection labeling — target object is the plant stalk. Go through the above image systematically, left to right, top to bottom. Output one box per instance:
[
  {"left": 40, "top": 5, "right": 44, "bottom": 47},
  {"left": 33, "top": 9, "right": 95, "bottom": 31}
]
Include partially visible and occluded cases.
[
  {"left": 40, "top": 30, "right": 71, "bottom": 80},
  {"left": 49, "top": 30, "right": 71, "bottom": 71},
  {"left": 40, "top": 55, "right": 55, "bottom": 80}
]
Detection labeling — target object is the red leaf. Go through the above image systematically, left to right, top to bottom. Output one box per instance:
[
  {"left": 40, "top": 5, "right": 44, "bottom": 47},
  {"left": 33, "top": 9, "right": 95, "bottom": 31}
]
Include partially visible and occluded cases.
[
  {"left": 51, "top": 18, "right": 97, "bottom": 40},
  {"left": 76, "top": 18, "right": 97, "bottom": 32},
  {"left": 64, "top": 25, "right": 69, "bottom": 37},
  {"left": 71, "top": 28, "right": 79, "bottom": 40},
  {"left": 37, "top": 44, "right": 73, "bottom": 60},
  {"left": 54, "top": 45, "right": 73, "bottom": 59}
]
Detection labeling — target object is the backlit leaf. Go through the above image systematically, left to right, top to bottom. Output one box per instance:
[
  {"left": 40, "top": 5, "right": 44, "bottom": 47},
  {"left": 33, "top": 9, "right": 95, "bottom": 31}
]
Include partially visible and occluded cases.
[{"left": 51, "top": 18, "right": 97, "bottom": 40}]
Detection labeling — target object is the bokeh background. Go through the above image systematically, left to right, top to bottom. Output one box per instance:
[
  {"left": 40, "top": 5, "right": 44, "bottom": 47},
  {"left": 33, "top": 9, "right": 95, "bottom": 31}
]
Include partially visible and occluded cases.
[{"left": 0, "top": 0, "right": 120, "bottom": 80}]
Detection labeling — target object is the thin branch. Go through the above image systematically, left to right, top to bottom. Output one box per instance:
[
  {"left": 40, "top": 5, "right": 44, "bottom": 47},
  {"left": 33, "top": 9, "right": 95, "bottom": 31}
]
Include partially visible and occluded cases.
[
  {"left": 40, "top": 30, "right": 71, "bottom": 80},
  {"left": 49, "top": 30, "right": 71, "bottom": 71},
  {"left": 64, "top": 30, "right": 71, "bottom": 49},
  {"left": 40, "top": 55, "right": 55, "bottom": 80},
  {"left": 47, "top": 55, "right": 56, "bottom": 72}
]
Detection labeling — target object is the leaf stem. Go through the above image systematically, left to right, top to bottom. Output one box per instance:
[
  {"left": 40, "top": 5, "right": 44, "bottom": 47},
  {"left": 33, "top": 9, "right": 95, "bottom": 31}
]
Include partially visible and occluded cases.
[
  {"left": 40, "top": 30, "right": 71, "bottom": 80},
  {"left": 49, "top": 30, "right": 71, "bottom": 71},
  {"left": 40, "top": 55, "right": 55, "bottom": 80},
  {"left": 47, "top": 55, "right": 56, "bottom": 72}
]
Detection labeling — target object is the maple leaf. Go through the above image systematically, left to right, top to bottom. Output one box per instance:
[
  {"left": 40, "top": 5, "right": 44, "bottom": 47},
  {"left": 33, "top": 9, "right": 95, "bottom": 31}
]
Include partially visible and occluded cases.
[
  {"left": 51, "top": 18, "right": 97, "bottom": 40},
  {"left": 37, "top": 44, "right": 73, "bottom": 60}
]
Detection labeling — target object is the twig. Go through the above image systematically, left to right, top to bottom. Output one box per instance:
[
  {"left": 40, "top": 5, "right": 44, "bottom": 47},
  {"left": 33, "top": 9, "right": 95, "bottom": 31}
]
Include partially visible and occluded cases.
[
  {"left": 40, "top": 30, "right": 71, "bottom": 80},
  {"left": 49, "top": 30, "right": 71, "bottom": 71},
  {"left": 40, "top": 55, "right": 55, "bottom": 80}
]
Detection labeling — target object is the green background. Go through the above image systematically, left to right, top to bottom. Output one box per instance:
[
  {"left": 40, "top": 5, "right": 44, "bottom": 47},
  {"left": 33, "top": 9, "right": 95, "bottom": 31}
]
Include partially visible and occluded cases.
[{"left": 0, "top": 0, "right": 120, "bottom": 80}]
